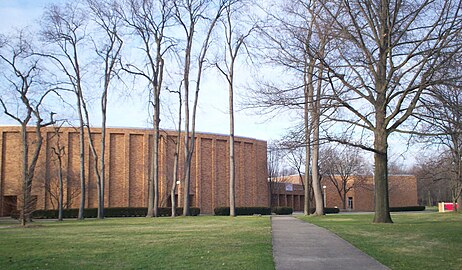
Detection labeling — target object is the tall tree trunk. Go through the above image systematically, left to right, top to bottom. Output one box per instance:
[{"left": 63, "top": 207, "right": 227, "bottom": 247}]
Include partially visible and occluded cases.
[
  {"left": 372, "top": 0, "right": 393, "bottom": 224},
  {"left": 181, "top": 3, "right": 222, "bottom": 216},
  {"left": 182, "top": 30, "right": 193, "bottom": 217},
  {"left": 302, "top": 36, "right": 315, "bottom": 216},
  {"left": 311, "top": 46, "right": 325, "bottom": 215},
  {"left": 229, "top": 68, "right": 236, "bottom": 217},
  {"left": 147, "top": 71, "right": 162, "bottom": 218},
  {"left": 183, "top": 80, "right": 201, "bottom": 216},
  {"left": 171, "top": 88, "right": 182, "bottom": 217},
  {"left": 100, "top": 90, "right": 107, "bottom": 219},
  {"left": 303, "top": 90, "right": 311, "bottom": 216},
  {"left": 77, "top": 95, "right": 86, "bottom": 220},
  {"left": 81, "top": 98, "right": 104, "bottom": 219},
  {"left": 147, "top": 108, "right": 160, "bottom": 217},
  {"left": 153, "top": 108, "right": 160, "bottom": 217},
  {"left": 20, "top": 121, "right": 46, "bottom": 225},
  {"left": 311, "top": 121, "right": 324, "bottom": 215},
  {"left": 20, "top": 124, "right": 29, "bottom": 226},
  {"left": 373, "top": 126, "right": 392, "bottom": 223},
  {"left": 99, "top": 137, "right": 105, "bottom": 218},
  {"left": 171, "top": 151, "right": 179, "bottom": 217},
  {"left": 58, "top": 154, "right": 64, "bottom": 221},
  {"left": 147, "top": 154, "right": 154, "bottom": 217},
  {"left": 183, "top": 155, "right": 191, "bottom": 216}
]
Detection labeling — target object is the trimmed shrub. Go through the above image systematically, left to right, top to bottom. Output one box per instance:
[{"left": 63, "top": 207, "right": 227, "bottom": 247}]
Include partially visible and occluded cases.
[
  {"left": 390, "top": 206, "right": 425, "bottom": 212},
  {"left": 16, "top": 207, "right": 200, "bottom": 219},
  {"left": 104, "top": 207, "right": 147, "bottom": 217},
  {"left": 170, "top": 207, "right": 201, "bottom": 216},
  {"left": 214, "top": 207, "right": 271, "bottom": 216},
  {"left": 214, "top": 207, "right": 230, "bottom": 216},
  {"left": 272, "top": 207, "right": 293, "bottom": 215},
  {"left": 309, "top": 207, "right": 340, "bottom": 214},
  {"left": 324, "top": 207, "right": 340, "bottom": 214}
]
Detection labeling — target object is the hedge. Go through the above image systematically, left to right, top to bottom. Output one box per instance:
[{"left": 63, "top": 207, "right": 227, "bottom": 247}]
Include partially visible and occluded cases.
[
  {"left": 390, "top": 206, "right": 425, "bottom": 212},
  {"left": 11, "top": 207, "right": 200, "bottom": 219},
  {"left": 214, "top": 207, "right": 271, "bottom": 216},
  {"left": 272, "top": 207, "right": 293, "bottom": 215},
  {"left": 308, "top": 207, "right": 340, "bottom": 214}
]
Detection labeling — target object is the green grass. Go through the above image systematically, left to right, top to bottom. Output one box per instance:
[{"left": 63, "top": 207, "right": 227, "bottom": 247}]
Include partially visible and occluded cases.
[
  {"left": 298, "top": 212, "right": 462, "bottom": 270},
  {"left": 0, "top": 216, "right": 274, "bottom": 270}
]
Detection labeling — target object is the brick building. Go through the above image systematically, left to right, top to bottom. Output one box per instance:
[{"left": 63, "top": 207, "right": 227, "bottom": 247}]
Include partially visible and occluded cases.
[
  {"left": 0, "top": 126, "right": 269, "bottom": 216},
  {"left": 270, "top": 174, "right": 418, "bottom": 211}
]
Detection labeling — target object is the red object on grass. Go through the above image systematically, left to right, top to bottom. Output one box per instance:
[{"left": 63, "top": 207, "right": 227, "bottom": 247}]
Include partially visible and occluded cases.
[{"left": 444, "top": 203, "right": 459, "bottom": 211}]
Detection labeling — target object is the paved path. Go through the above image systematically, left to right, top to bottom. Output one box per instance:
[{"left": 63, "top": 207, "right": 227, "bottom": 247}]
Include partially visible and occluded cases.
[{"left": 272, "top": 216, "right": 389, "bottom": 270}]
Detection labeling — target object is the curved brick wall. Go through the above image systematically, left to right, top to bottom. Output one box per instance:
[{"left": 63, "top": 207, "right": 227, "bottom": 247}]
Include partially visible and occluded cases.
[{"left": 0, "top": 126, "right": 269, "bottom": 215}]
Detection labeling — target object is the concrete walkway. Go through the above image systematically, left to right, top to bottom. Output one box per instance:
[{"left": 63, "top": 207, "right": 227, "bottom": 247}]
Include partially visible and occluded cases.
[{"left": 272, "top": 216, "right": 389, "bottom": 270}]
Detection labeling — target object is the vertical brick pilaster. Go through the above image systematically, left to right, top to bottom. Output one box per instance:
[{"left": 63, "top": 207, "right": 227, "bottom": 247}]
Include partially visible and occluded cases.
[
  {"left": 103, "top": 130, "right": 109, "bottom": 208},
  {"left": 65, "top": 131, "right": 71, "bottom": 208},
  {"left": 106, "top": 131, "right": 112, "bottom": 207},
  {"left": 143, "top": 131, "right": 150, "bottom": 206},
  {"left": 43, "top": 132, "right": 50, "bottom": 210},
  {"left": 125, "top": 133, "right": 130, "bottom": 207},
  {"left": 158, "top": 135, "right": 168, "bottom": 207},
  {"left": 196, "top": 136, "right": 201, "bottom": 209},
  {"left": 212, "top": 138, "right": 216, "bottom": 210},
  {"left": 238, "top": 142, "right": 243, "bottom": 207},
  {"left": 86, "top": 143, "right": 91, "bottom": 208},
  {"left": 253, "top": 143, "right": 258, "bottom": 206}
]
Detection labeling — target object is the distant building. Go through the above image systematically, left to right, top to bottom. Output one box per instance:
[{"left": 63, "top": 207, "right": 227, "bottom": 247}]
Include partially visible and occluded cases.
[
  {"left": 0, "top": 126, "right": 268, "bottom": 216},
  {"left": 270, "top": 174, "right": 418, "bottom": 211}
]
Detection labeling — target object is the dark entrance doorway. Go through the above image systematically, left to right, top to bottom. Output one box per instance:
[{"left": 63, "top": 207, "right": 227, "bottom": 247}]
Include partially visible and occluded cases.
[
  {"left": 2, "top": 196, "right": 17, "bottom": 217},
  {"left": 348, "top": 197, "right": 353, "bottom": 209}
]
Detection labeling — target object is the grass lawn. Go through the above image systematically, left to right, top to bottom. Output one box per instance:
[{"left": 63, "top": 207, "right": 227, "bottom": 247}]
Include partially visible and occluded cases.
[
  {"left": 299, "top": 212, "right": 462, "bottom": 270},
  {"left": 0, "top": 216, "right": 274, "bottom": 270}
]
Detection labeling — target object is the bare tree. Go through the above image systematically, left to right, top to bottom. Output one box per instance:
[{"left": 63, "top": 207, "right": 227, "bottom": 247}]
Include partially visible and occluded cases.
[
  {"left": 83, "top": 0, "right": 124, "bottom": 219},
  {"left": 118, "top": 0, "right": 173, "bottom": 217},
  {"left": 173, "top": 0, "right": 227, "bottom": 216},
  {"left": 214, "top": 0, "right": 253, "bottom": 216},
  {"left": 249, "top": 0, "right": 339, "bottom": 215},
  {"left": 314, "top": 0, "right": 462, "bottom": 223},
  {"left": 40, "top": 2, "right": 89, "bottom": 220},
  {"left": 307, "top": 4, "right": 331, "bottom": 215},
  {"left": 0, "top": 32, "right": 56, "bottom": 226},
  {"left": 416, "top": 72, "right": 462, "bottom": 210},
  {"left": 168, "top": 85, "right": 182, "bottom": 217},
  {"left": 50, "top": 122, "right": 66, "bottom": 221},
  {"left": 320, "top": 145, "right": 368, "bottom": 209},
  {"left": 285, "top": 146, "right": 305, "bottom": 187},
  {"left": 413, "top": 155, "right": 454, "bottom": 206},
  {"left": 41, "top": 158, "right": 81, "bottom": 211}
]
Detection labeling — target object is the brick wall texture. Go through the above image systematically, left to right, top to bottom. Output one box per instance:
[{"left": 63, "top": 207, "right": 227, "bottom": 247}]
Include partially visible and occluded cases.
[{"left": 0, "top": 126, "right": 269, "bottom": 216}]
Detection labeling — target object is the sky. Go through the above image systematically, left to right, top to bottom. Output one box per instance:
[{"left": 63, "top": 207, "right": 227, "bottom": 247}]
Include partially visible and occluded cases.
[
  {"left": 0, "top": 0, "right": 424, "bottom": 168},
  {"left": 0, "top": 0, "right": 296, "bottom": 142}
]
